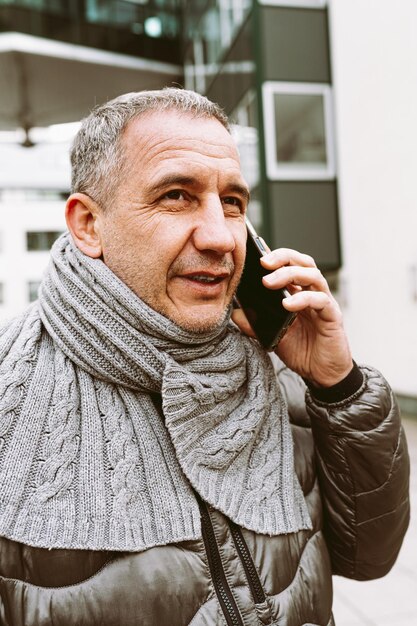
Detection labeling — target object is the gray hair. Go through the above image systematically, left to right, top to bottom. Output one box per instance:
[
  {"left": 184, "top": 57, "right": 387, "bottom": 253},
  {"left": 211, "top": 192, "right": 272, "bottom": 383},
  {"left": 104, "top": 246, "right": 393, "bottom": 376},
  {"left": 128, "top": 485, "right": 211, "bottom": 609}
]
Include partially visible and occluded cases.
[{"left": 70, "top": 87, "right": 230, "bottom": 208}]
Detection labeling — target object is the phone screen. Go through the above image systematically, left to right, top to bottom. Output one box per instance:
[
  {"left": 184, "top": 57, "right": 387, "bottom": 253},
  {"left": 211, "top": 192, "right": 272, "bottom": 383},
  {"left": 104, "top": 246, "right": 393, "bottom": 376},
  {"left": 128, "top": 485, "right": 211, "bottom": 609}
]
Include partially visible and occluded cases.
[{"left": 235, "top": 222, "right": 296, "bottom": 350}]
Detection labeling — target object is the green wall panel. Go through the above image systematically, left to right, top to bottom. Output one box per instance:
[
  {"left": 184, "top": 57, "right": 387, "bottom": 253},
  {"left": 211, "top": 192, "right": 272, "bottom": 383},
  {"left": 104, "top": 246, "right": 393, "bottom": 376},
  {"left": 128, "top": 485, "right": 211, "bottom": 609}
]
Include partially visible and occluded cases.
[
  {"left": 260, "top": 7, "right": 331, "bottom": 83},
  {"left": 267, "top": 181, "right": 341, "bottom": 271}
]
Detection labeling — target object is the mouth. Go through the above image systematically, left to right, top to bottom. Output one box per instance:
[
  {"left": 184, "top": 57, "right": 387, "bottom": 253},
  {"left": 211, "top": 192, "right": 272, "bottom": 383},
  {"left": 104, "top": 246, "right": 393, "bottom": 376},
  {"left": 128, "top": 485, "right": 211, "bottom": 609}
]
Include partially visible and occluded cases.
[
  {"left": 181, "top": 271, "right": 229, "bottom": 285},
  {"left": 181, "top": 272, "right": 228, "bottom": 285}
]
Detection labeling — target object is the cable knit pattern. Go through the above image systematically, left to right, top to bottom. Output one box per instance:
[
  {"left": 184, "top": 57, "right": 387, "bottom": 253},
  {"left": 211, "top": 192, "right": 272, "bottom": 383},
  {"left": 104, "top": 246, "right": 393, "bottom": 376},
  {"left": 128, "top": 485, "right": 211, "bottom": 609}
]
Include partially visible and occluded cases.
[
  {"left": 0, "top": 233, "right": 311, "bottom": 550},
  {"left": 0, "top": 310, "right": 41, "bottom": 445},
  {"left": 34, "top": 350, "right": 80, "bottom": 504},
  {"left": 95, "top": 381, "right": 145, "bottom": 520}
]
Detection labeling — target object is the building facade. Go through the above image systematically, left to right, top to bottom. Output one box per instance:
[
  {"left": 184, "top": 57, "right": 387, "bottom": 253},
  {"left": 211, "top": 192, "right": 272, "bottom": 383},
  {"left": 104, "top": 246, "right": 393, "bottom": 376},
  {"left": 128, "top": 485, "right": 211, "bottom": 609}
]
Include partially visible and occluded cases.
[
  {"left": 1, "top": 0, "right": 341, "bottom": 269},
  {"left": 2, "top": 0, "right": 417, "bottom": 406},
  {"left": 183, "top": 0, "right": 340, "bottom": 272},
  {"left": 0, "top": 141, "right": 68, "bottom": 319}
]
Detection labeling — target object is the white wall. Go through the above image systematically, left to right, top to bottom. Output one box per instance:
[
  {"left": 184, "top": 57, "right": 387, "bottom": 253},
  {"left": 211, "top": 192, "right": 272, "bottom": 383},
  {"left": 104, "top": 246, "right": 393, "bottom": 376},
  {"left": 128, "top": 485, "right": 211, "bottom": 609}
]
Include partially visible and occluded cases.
[
  {"left": 329, "top": 0, "right": 417, "bottom": 396},
  {"left": 0, "top": 141, "right": 69, "bottom": 321},
  {"left": 0, "top": 141, "right": 71, "bottom": 190},
  {"left": 0, "top": 191, "right": 67, "bottom": 321}
]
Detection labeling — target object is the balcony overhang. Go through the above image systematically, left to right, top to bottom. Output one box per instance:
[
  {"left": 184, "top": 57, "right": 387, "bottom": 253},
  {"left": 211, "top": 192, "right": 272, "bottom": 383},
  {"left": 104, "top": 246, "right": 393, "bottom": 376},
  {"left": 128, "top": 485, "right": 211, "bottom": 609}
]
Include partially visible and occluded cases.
[{"left": 0, "top": 32, "right": 182, "bottom": 131}]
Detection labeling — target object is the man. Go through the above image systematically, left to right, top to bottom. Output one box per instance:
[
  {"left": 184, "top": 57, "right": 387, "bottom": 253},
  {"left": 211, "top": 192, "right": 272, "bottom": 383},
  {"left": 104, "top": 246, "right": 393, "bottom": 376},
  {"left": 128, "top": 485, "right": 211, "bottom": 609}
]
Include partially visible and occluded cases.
[{"left": 0, "top": 88, "right": 409, "bottom": 626}]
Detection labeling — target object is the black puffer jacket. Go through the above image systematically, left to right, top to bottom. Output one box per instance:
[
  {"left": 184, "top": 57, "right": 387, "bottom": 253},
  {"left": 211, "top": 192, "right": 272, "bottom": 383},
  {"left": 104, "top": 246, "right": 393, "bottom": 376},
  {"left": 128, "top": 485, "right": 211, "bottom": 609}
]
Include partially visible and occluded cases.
[{"left": 0, "top": 365, "right": 409, "bottom": 626}]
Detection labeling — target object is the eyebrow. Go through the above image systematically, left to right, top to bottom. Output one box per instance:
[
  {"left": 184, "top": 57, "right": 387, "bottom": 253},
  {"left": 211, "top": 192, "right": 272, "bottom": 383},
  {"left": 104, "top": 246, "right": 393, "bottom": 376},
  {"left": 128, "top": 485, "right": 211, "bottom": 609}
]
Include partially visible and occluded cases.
[
  {"left": 146, "top": 174, "right": 251, "bottom": 203},
  {"left": 227, "top": 183, "right": 251, "bottom": 204}
]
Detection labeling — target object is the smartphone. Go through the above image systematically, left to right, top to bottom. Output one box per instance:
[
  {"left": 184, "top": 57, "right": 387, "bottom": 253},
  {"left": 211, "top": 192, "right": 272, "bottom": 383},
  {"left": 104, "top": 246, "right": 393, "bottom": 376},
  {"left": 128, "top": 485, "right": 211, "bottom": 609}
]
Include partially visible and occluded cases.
[{"left": 235, "top": 219, "right": 296, "bottom": 351}]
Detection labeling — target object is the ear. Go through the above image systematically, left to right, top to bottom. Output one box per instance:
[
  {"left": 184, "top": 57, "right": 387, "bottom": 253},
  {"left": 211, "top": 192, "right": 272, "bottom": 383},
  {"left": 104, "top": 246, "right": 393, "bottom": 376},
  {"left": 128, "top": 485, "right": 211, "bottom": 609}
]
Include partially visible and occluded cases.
[{"left": 65, "top": 193, "right": 103, "bottom": 258}]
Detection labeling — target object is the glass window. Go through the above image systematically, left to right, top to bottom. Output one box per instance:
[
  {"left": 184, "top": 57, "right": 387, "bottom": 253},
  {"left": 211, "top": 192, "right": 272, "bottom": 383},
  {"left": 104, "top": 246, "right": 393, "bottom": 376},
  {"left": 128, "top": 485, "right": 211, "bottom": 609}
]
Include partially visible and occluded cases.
[
  {"left": 0, "top": 0, "right": 71, "bottom": 16},
  {"left": 85, "top": 0, "right": 181, "bottom": 37},
  {"left": 183, "top": 0, "right": 253, "bottom": 92},
  {"left": 220, "top": 0, "right": 252, "bottom": 45},
  {"left": 258, "top": 1, "right": 326, "bottom": 7},
  {"left": 203, "top": 5, "right": 222, "bottom": 65},
  {"left": 185, "top": 38, "right": 207, "bottom": 93},
  {"left": 262, "top": 81, "right": 335, "bottom": 180},
  {"left": 231, "top": 90, "right": 260, "bottom": 190},
  {"left": 231, "top": 90, "right": 262, "bottom": 231},
  {"left": 274, "top": 93, "right": 327, "bottom": 164},
  {"left": 26, "top": 231, "right": 63, "bottom": 251},
  {"left": 28, "top": 281, "right": 41, "bottom": 303}
]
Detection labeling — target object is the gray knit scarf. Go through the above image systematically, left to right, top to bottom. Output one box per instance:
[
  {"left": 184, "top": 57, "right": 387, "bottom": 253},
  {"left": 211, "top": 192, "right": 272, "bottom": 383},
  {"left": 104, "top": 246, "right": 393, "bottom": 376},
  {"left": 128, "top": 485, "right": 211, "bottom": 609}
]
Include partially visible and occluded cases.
[{"left": 0, "top": 233, "right": 311, "bottom": 551}]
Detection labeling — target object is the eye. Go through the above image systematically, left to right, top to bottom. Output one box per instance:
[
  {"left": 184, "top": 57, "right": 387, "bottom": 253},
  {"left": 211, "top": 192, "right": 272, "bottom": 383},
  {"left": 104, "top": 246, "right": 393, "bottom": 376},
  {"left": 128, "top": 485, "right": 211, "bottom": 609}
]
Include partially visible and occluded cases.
[
  {"left": 163, "top": 190, "right": 186, "bottom": 201},
  {"left": 222, "top": 196, "right": 245, "bottom": 213}
]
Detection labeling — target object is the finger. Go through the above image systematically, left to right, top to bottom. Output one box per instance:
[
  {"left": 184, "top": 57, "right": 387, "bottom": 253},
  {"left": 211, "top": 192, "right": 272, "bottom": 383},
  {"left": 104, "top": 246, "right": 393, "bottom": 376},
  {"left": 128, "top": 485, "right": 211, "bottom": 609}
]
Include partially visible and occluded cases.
[
  {"left": 261, "top": 248, "right": 317, "bottom": 270},
  {"left": 262, "top": 266, "right": 329, "bottom": 293},
  {"left": 285, "top": 284, "right": 303, "bottom": 295},
  {"left": 283, "top": 290, "right": 338, "bottom": 321},
  {"left": 231, "top": 308, "right": 256, "bottom": 337}
]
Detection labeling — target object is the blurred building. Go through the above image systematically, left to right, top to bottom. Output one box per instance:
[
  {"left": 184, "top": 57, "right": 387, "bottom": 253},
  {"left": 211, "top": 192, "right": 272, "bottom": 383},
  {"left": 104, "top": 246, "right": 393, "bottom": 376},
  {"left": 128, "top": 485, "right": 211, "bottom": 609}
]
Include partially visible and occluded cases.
[
  {"left": 0, "top": 0, "right": 339, "bottom": 299},
  {"left": 0, "top": 0, "right": 339, "bottom": 268},
  {"left": 0, "top": 0, "right": 183, "bottom": 131},
  {"left": 0, "top": 0, "right": 184, "bottom": 320},
  {"left": 1, "top": 0, "right": 417, "bottom": 407},
  {"left": 184, "top": 0, "right": 339, "bottom": 273},
  {"left": 0, "top": 141, "right": 68, "bottom": 318}
]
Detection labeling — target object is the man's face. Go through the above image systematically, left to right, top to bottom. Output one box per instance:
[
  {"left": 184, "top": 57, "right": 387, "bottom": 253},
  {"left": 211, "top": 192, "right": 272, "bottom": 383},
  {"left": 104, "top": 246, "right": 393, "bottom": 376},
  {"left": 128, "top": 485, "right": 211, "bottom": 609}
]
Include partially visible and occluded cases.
[{"left": 96, "top": 110, "right": 249, "bottom": 333}]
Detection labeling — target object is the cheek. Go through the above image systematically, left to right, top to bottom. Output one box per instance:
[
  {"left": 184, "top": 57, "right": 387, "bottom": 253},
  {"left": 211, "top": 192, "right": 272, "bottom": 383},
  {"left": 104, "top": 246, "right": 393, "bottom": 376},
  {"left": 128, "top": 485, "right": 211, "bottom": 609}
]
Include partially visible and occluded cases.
[
  {"left": 97, "top": 212, "right": 126, "bottom": 249},
  {"left": 100, "top": 213, "right": 148, "bottom": 259},
  {"left": 98, "top": 219, "right": 145, "bottom": 277},
  {"left": 160, "top": 220, "right": 198, "bottom": 261},
  {"left": 233, "top": 230, "right": 248, "bottom": 271}
]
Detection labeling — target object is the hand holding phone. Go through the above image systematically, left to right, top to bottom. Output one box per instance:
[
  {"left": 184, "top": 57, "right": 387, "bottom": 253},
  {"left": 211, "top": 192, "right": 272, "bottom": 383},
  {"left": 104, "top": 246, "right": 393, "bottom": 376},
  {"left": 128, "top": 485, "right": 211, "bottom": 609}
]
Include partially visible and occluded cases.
[{"left": 234, "top": 219, "right": 296, "bottom": 351}]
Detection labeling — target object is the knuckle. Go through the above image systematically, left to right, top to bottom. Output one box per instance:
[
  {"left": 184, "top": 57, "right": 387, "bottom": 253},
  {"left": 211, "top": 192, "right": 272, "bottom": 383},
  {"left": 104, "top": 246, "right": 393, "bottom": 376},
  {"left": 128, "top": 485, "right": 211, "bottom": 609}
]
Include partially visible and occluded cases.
[
  {"left": 304, "top": 254, "right": 317, "bottom": 267},
  {"left": 316, "top": 268, "right": 323, "bottom": 278}
]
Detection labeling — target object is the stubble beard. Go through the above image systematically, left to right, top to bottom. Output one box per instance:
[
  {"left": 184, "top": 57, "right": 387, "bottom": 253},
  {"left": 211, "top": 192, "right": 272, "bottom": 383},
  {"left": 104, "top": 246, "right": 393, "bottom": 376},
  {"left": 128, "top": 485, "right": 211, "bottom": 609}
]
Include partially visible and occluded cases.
[
  {"left": 103, "top": 250, "right": 240, "bottom": 334},
  {"left": 162, "top": 254, "right": 239, "bottom": 334},
  {"left": 167, "top": 300, "right": 233, "bottom": 334}
]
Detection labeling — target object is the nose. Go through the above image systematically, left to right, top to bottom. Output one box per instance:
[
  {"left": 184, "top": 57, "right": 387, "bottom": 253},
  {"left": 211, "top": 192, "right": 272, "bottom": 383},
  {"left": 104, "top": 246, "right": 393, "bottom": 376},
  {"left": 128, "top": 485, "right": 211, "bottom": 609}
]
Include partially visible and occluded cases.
[{"left": 192, "top": 196, "right": 236, "bottom": 254}]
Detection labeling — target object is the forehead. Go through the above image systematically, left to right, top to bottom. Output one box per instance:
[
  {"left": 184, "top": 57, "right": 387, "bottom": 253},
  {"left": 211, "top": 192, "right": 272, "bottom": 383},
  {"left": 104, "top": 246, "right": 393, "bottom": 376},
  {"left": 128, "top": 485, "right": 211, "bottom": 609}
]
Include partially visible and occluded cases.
[{"left": 120, "top": 110, "right": 243, "bottom": 177}]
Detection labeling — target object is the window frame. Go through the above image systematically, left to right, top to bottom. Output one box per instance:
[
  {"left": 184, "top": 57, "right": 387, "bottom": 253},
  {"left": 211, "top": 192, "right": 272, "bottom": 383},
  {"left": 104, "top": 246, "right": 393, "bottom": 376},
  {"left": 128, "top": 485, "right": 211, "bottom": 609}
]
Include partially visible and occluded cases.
[
  {"left": 257, "top": 0, "right": 327, "bottom": 8},
  {"left": 262, "top": 80, "right": 336, "bottom": 181},
  {"left": 26, "top": 230, "right": 63, "bottom": 252},
  {"left": 27, "top": 280, "right": 41, "bottom": 304}
]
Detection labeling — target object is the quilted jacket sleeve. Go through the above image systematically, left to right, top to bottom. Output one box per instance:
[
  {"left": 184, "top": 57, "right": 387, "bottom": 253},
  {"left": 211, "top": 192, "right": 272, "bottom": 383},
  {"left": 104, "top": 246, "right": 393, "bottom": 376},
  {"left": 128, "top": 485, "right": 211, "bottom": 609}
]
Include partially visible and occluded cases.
[{"left": 306, "top": 365, "right": 410, "bottom": 580}]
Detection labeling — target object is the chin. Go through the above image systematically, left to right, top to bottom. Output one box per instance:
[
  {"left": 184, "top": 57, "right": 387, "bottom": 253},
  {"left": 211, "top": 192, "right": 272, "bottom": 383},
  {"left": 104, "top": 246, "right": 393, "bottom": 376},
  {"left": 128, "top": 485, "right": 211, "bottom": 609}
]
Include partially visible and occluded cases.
[{"left": 172, "top": 306, "right": 230, "bottom": 334}]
